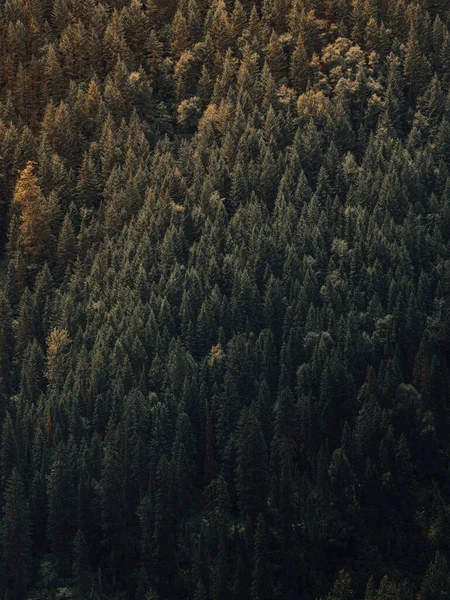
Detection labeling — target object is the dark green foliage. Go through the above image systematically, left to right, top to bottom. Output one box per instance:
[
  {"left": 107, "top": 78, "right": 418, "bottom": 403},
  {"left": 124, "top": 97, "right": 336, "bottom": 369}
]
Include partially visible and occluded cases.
[
  {"left": 0, "top": 0, "right": 448, "bottom": 599},
  {"left": 236, "top": 407, "right": 269, "bottom": 518},
  {"left": 1, "top": 469, "right": 32, "bottom": 599},
  {"left": 251, "top": 514, "right": 273, "bottom": 600},
  {"left": 73, "top": 529, "right": 90, "bottom": 598}
]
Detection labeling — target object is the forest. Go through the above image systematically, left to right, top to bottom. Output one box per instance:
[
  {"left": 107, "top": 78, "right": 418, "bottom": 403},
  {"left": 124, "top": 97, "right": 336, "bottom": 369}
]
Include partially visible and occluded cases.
[{"left": 0, "top": 0, "right": 450, "bottom": 598}]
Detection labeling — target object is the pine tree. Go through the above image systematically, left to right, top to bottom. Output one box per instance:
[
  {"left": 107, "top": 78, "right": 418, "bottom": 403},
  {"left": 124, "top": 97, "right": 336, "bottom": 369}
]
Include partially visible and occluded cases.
[
  {"left": 171, "top": 10, "right": 191, "bottom": 58},
  {"left": 404, "top": 25, "right": 431, "bottom": 100},
  {"left": 266, "top": 30, "right": 287, "bottom": 84},
  {"left": 291, "top": 33, "right": 310, "bottom": 93},
  {"left": 44, "top": 43, "right": 65, "bottom": 101},
  {"left": 56, "top": 213, "right": 77, "bottom": 277},
  {"left": 0, "top": 293, "right": 14, "bottom": 398},
  {"left": 46, "top": 328, "right": 72, "bottom": 387},
  {"left": 19, "top": 339, "right": 45, "bottom": 404},
  {"left": 236, "top": 408, "right": 269, "bottom": 518},
  {"left": 0, "top": 413, "right": 19, "bottom": 495},
  {"left": 99, "top": 424, "right": 130, "bottom": 589},
  {"left": 47, "top": 443, "right": 76, "bottom": 577},
  {"left": 153, "top": 455, "right": 177, "bottom": 597},
  {"left": 1, "top": 469, "right": 32, "bottom": 600},
  {"left": 251, "top": 513, "right": 273, "bottom": 600},
  {"left": 73, "top": 529, "right": 90, "bottom": 599},
  {"left": 210, "top": 538, "right": 229, "bottom": 600},
  {"left": 420, "top": 552, "right": 450, "bottom": 600},
  {"left": 326, "top": 570, "right": 353, "bottom": 600},
  {"left": 194, "top": 578, "right": 208, "bottom": 600}
]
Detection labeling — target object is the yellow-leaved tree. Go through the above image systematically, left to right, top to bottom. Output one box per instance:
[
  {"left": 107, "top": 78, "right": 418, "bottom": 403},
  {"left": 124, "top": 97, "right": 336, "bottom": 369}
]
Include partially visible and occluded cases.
[
  {"left": 9, "top": 161, "right": 50, "bottom": 262},
  {"left": 46, "top": 328, "right": 71, "bottom": 387}
]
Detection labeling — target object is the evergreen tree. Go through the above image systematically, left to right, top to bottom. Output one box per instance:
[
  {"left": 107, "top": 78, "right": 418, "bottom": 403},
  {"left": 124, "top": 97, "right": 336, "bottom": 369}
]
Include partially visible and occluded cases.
[
  {"left": 266, "top": 30, "right": 287, "bottom": 84},
  {"left": 291, "top": 33, "right": 310, "bottom": 93},
  {"left": 10, "top": 161, "right": 50, "bottom": 262},
  {"left": 56, "top": 214, "right": 77, "bottom": 277},
  {"left": 0, "top": 293, "right": 14, "bottom": 398},
  {"left": 236, "top": 407, "right": 269, "bottom": 518},
  {"left": 47, "top": 443, "right": 76, "bottom": 577},
  {"left": 1, "top": 469, "right": 32, "bottom": 600},
  {"left": 251, "top": 513, "right": 273, "bottom": 600},
  {"left": 73, "top": 529, "right": 90, "bottom": 599}
]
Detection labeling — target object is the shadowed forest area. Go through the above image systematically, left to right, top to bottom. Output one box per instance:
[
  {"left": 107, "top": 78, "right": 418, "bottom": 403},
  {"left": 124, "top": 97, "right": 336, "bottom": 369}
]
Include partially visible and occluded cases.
[{"left": 0, "top": 0, "right": 450, "bottom": 598}]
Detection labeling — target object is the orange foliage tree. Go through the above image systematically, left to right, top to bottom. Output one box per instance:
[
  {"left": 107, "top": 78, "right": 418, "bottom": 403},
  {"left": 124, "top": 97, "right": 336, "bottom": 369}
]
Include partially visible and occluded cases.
[{"left": 9, "top": 161, "right": 50, "bottom": 263}]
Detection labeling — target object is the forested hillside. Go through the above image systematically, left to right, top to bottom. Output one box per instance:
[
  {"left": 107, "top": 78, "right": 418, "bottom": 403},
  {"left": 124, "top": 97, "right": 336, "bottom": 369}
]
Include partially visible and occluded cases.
[{"left": 0, "top": 0, "right": 450, "bottom": 598}]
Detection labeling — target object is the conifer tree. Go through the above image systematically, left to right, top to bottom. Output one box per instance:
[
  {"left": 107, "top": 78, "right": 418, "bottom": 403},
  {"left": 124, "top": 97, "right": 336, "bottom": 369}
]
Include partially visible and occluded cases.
[
  {"left": 266, "top": 30, "right": 287, "bottom": 84},
  {"left": 291, "top": 33, "right": 310, "bottom": 93},
  {"left": 10, "top": 162, "right": 50, "bottom": 262},
  {"left": 56, "top": 213, "right": 77, "bottom": 277},
  {"left": 0, "top": 293, "right": 14, "bottom": 397},
  {"left": 46, "top": 328, "right": 72, "bottom": 387},
  {"left": 236, "top": 407, "right": 269, "bottom": 518},
  {"left": 47, "top": 443, "right": 76, "bottom": 577},
  {"left": 1, "top": 469, "right": 32, "bottom": 600},
  {"left": 251, "top": 513, "right": 273, "bottom": 600},
  {"left": 73, "top": 529, "right": 90, "bottom": 599}
]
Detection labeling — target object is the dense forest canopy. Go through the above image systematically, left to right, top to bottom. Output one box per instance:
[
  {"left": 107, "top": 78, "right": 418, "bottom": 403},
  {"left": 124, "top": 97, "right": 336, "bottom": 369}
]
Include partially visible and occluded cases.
[{"left": 0, "top": 0, "right": 450, "bottom": 598}]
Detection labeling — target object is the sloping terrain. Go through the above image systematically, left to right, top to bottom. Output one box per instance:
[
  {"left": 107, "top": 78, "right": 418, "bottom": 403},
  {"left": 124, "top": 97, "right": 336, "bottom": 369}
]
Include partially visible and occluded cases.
[{"left": 0, "top": 0, "right": 450, "bottom": 599}]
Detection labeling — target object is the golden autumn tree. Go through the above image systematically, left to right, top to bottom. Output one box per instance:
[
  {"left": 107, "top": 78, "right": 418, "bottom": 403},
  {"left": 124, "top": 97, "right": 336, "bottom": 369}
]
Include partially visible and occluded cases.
[
  {"left": 171, "top": 10, "right": 191, "bottom": 58},
  {"left": 9, "top": 161, "right": 50, "bottom": 263},
  {"left": 46, "top": 328, "right": 71, "bottom": 386}
]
